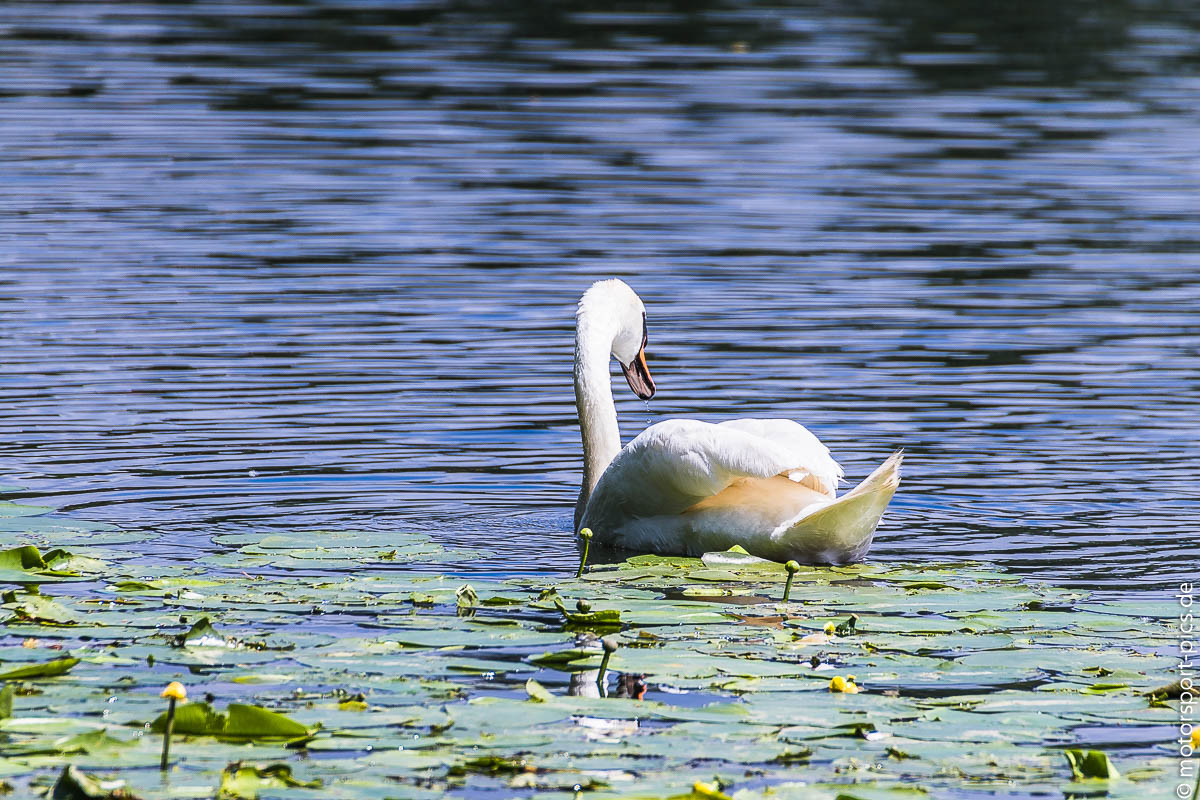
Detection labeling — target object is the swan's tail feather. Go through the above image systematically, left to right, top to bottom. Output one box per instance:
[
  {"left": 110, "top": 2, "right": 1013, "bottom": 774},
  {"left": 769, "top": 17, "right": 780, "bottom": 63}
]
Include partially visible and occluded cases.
[
  {"left": 843, "top": 449, "right": 903, "bottom": 498},
  {"left": 769, "top": 450, "right": 902, "bottom": 564}
]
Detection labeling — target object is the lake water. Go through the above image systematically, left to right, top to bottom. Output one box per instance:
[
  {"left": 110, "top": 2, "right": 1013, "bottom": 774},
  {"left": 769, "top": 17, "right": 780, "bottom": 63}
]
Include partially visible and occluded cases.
[{"left": 1, "top": 1, "right": 1197, "bottom": 595}]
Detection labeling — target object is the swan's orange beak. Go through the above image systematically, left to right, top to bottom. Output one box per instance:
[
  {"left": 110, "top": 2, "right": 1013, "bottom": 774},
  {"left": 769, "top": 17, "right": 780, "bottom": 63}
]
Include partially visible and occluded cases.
[
  {"left": 621, "top": 317, "right": 655, "bottom": 400},
  {"left": 621, "top": 347, "right": 655, "bottom": 400}
]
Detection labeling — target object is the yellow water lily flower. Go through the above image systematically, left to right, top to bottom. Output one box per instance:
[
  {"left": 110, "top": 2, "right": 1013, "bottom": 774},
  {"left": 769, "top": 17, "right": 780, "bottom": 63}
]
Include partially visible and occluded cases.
[
  {"left": 823, "top": 622, "right": 836, "bottom": 635},
  {"left": 829, "top": 675, "right": 860, "bottom": 693},
  {"left": 160, "top": 682, "right": 187, "bottom": 702},
  {"left": 1192, "top": 726, "right": 1199, "bottom": 750},
  {"left": 690, "top": 780, "right": 733, "bottom": 800}
]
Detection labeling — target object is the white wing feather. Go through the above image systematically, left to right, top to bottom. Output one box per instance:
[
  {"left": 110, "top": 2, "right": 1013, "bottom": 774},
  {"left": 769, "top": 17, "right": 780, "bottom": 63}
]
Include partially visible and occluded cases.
[
  {"left": 583, "top": 418, "right": 842, "bottom": 529},
  {"left": 715, "top": 419, "right": 843, "bottom": 496}
]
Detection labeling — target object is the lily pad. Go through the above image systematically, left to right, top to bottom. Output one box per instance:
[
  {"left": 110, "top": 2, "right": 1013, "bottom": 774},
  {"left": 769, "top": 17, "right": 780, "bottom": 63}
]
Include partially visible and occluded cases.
[
  {"left": 0, "top": 657, "right": 79, "bottom": 681},
  {"left": 149, "top": 701, "right": 314, "bottom": 742},
  {"left": 217, "top": 761, "right": 321, "bottom": 798},
  {"left": 49, "top": 764, "right": 139, "bottom": 799}
]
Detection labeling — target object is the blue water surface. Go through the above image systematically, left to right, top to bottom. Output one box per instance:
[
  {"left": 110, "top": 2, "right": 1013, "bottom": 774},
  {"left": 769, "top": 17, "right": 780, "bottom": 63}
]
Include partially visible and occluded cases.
[{"left": 0, "top": 1, "right": 1197, "bottom": 593}]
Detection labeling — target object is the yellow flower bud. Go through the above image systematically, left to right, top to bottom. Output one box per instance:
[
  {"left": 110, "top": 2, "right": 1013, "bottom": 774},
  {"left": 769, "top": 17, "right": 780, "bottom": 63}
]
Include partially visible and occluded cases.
[
  {"left": 823, "top": 622, "right": 836, "bottom": 635},
  {"left": 829, "top": 675, "right": 860, "bottom": 694},
  {"left": 160, "top": 681, "right": 187, "bottom": 701}
]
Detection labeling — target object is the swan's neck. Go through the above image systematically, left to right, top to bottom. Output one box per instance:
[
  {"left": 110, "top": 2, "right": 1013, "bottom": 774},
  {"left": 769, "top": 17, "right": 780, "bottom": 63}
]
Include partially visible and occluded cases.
[{"left": 574, "top": 314, "right": 621, "bottom": 528}]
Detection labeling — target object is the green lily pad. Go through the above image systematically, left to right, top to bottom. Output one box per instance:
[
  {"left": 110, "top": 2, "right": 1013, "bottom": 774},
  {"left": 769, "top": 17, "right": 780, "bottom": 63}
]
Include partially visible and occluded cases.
[
  {"left": 0, "top": 502, "right": 55, "bottom": 518},
  {"left": 0, "top": 513, "right": 1176, "bottom": 800},
  {"left": 0, "top": 546, "right": 96, "bottom": 585},
  {"left": 2, "top": 591, "right": 79, "bottom": 625},
  {"left": 174, "top": 617, "right": 234, "bottom": 648},
  {"left": 0, "top": 657, "right": 79, "bottom": 681},
  {"left": 150, "top": 701, "right": 314, "bottom": 742},
  {"left": 1065, "top": 749, "right": 1120, "bottom": 780},
  {"left": 217, "top": 761, "right": 322, "bottom": 798},
  {"left": 48, "top": 764, "right": 137, "bottom": 800}
]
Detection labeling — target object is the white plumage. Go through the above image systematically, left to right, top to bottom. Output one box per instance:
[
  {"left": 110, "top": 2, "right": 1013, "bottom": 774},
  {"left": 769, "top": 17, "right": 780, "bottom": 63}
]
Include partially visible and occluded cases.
[{"left": 573, "top": 279, "right": 901, "bottom": 564}]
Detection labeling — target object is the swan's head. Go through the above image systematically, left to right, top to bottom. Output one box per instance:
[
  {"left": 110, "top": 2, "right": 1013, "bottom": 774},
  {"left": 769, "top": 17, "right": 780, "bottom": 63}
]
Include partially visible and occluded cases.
[{"left": 578, "top": 279, "right": 656, "bottom": 400}]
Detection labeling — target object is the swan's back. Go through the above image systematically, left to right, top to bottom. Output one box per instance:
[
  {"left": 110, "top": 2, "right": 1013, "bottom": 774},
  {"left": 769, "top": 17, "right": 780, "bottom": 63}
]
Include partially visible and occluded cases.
[{"left": 582, "top": 417, "right": 853, "bottom": 556}]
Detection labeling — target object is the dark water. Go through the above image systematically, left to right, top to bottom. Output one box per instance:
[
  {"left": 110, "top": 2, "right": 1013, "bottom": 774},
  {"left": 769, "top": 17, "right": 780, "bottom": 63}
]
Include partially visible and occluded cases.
[{"left": 1, "top": 1, "right": 1197, "bottom": 593}]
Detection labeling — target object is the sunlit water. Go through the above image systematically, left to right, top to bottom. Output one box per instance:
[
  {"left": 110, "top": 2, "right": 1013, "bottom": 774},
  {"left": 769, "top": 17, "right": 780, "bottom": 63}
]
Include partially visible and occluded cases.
[{"left": 1, "top": 1, "right": 1197, "bottom": 594}]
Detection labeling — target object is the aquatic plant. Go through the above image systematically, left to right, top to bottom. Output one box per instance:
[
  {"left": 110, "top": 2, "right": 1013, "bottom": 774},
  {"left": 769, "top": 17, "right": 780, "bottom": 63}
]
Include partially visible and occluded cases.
[
  {"left": 0, "top": 495, "right": 1181, "bottom": 798},
  {"left": 158, "top": 682, "right": 186, "bottom": 770}
]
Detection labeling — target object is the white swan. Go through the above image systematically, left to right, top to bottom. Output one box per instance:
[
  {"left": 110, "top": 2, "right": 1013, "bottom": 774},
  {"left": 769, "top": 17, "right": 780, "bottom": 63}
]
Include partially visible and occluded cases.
[{"left": 573, "top": 279, "right": 902, "bottom": 564}]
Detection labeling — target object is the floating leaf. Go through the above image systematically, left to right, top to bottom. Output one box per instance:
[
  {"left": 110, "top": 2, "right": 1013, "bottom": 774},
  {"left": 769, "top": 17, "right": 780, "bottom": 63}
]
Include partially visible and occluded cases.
[
  {"left": 0, "top": 502, "right": 55, "bottom": 518},
  {"left": 0, "top": 515, "right": 1177, "bottom": 799},
  {"left": 0, "top": 545, "right": 92, "bottom": 585},
  {"left": 0, "top": 546, "right": 47, "bottom": 570},
  {"left": 41, "top": 550, "right": 106, "bottom": 575},
  {"left": 456, "top": 584, "right": 478, "bottom": 612},
  {"left": 1, "top": 591, "right": 78, "bottom": 625},
  {"left": 554, "top": 597, "right": 621, "bottom": 631},
  {"left": 174, "top": 617, "right": 233, "bottom": 648},
  {"left": 527, "top": 647, "right": 600, "bottom": 669},
  {"left": 0, "top": 657, "right": 79, "bottom": 681},
  {"left": 524, "top": 679, "right": 554, "bottom": 703},
  {"left": 1082, "top": 682, "right": 1128, "bottom": 694},
  {"left": 149, "top": 701, "right": 313, "bottom": 743},
  {"left": 151, "top": 701, "right": 227, "bottom": 736},
  {"left": 225, "top": 703, "right": 313, "bottom": 740},
  {"left": 52, "top": 730, "right": 136, "bottom": 757},
  {"left": 1065, "top": 749, "right": 1120, "bottom": 780},
  {"left": 448, "top": 755, "right": 535, "bottom": 777},
  {"left": 217, "top": 761, "right": 321, "bottom": 799},
  {"left": 48, "top": 764, "right": 139, "bottom": 799}
]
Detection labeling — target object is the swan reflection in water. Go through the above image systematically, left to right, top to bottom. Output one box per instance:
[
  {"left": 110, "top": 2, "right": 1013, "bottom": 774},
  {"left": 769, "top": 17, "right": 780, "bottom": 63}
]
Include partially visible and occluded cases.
[
  {"left": 565, "top": 632, "right": 645, "bottom": 699},
  {"left": 569, "top": 669, "right": 646, "bottom": 699}
]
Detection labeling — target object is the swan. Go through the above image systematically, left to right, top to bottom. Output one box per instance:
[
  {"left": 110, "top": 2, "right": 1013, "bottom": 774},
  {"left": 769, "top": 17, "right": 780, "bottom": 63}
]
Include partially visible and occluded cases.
[{"left": 573, "top": 279, "right": 902, "bottom": 565}]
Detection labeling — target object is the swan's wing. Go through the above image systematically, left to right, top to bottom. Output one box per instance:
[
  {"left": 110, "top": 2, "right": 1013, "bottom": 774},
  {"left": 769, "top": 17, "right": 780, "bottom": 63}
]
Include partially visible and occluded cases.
[
  {"left": 585, "top": 418, "right": 842, "bottom": 528},
  {"left": 716, "top": 419, "right": 843, "bottom": 496}
]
